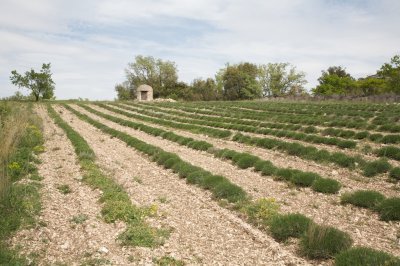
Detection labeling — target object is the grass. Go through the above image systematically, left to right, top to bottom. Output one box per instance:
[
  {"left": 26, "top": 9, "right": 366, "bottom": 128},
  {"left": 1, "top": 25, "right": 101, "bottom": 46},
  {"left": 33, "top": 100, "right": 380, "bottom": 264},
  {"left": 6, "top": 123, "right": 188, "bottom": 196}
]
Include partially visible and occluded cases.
[
  {"left": 0, "top": 102, "right": 43, "bottom": 265},
  {"left": 341, "top": 190, "right": 386, "bottom": 209},
  {"left": 268, "top": 213, "right": 313, "bottom": 242},
  {"left": 300, "top": 224, "right": 353, "bottom": 259},
  {"left": 335, "top": 247, "right": 400, "bottom": 266}
]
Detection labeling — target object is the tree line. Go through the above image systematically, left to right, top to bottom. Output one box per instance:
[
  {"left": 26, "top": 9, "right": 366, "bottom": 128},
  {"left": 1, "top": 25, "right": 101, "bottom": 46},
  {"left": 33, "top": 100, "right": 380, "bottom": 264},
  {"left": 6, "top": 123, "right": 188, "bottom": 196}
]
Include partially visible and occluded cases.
[{"left": 116, "top": 55, "right": 400, "bottom": 100}]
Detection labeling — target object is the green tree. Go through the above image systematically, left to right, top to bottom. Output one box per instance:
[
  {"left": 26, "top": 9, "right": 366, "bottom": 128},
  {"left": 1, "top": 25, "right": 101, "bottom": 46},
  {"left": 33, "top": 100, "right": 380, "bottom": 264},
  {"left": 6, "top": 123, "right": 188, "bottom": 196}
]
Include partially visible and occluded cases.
[
  {"left": 125, "top": 55, "right": 178, "bottom": 98},
  {"left": 377, "top": 55, "right": 400, "bottom": 94},
  {"left": 219, "top": 62, "right": 262, "bottom": 100},
  {"left": 9, "top": 63, "right": 55, "bottom": 101},
  {"left": 258, "top": 63, "right": 307, "bottom": 97},
  {"left": 312, "top": 66, "right": 356, "bottom": 96},
  {"left": 356, "top": 77, "right": 387, "bottom": 96},
  {"left": 191, "top": 78, "right": 221, "bottom": 101},
  {"left": 115, "top": 81, "right": 134, "bottom": 100}
]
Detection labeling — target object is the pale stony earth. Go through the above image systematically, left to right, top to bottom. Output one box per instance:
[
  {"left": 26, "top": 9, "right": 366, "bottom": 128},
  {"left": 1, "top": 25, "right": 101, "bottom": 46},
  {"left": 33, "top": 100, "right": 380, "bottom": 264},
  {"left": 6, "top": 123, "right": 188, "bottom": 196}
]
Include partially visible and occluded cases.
[{"left": 10, "top": 103, "right": 400, "bottom": 265}]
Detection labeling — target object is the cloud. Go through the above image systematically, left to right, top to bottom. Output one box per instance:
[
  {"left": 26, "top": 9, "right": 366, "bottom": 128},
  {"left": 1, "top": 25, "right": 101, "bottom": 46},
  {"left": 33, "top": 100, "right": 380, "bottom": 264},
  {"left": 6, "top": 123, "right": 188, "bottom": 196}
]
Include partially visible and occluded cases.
[{"left": 1, "top": 0, "right": 399, "bottom": 99}]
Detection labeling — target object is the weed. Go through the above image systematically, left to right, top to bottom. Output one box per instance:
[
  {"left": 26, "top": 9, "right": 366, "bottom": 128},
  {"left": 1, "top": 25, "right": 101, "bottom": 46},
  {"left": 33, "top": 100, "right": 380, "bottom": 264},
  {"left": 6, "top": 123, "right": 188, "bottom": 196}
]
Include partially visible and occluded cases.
[
  {"left": 57, "top": 184, "right": 72, "bottom": 194},
  {"left": 245, "top": 198, "right": 280, "bottom": 227},
  {"left": 70, "top": 214, "right": 88, "bottom": 224},
  {"left": 118, "top": 224, "right": 170, "bottom": 247},
  {"left": 154, "top": 256, "right": 185, "bottom": 266}
]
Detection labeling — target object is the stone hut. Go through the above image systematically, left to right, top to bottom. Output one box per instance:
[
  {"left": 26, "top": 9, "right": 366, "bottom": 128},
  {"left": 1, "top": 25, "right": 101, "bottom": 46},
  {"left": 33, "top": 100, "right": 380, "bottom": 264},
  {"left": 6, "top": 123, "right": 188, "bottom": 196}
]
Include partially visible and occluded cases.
[{"left": 136, "top": 84, "right": 153, "bottom": 101}]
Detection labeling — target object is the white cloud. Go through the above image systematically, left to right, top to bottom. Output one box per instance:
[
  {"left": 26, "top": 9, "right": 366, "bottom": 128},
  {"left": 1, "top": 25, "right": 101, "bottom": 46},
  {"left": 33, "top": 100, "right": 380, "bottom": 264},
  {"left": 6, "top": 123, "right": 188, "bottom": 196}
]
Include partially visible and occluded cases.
[{"left": 1, "top": 0, "right": 399, "bottom": 99}]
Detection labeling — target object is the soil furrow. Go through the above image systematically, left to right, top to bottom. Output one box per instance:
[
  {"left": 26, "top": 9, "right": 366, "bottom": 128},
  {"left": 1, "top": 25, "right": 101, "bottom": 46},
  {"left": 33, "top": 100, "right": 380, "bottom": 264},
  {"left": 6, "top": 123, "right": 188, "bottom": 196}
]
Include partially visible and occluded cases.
[
  {"left": 71, "top": 104, "right": 400, "bottom": 257},
  {"left": 11, "top": 105, "right": 132, "bottom": 265},
  {"left": 55, "top": 105, "right": 310, "bottom": 265}
]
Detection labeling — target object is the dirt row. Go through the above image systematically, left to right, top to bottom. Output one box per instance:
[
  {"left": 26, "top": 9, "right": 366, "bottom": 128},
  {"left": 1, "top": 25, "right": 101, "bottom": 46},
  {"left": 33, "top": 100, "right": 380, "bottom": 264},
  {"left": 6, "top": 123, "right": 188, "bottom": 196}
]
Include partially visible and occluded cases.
[
  {"left": 108, "top": 103, "right": 400, "bottom": 197},
  {"left": 54, "top": 104, "right": 312, "bottom": 265},
  {"left": 70, "top": 104, "right": 399, "bottom": 257},
  {"left": 12, "top": 106, "right": 131, "bottom": 265}
]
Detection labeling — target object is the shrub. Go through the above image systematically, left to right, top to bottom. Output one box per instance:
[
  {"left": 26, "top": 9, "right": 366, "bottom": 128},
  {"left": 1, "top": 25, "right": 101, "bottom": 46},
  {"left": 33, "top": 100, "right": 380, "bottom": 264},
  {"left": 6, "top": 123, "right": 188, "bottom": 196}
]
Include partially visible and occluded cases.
[
  {"left": 354, "top": 131, "right": 369, "bottom": 139},
  {"left": 369, "top": 133, "right": 383, "bottom": 142},
  {"left": 381, "top": 134, "right": 400, "bottom": 144},
  {"left": 337, "top": 140, "right": 356, "bottom": 149},
  {"left": 376, "top": 146, "right": 400, "bottom": 161},
  {"left": 331, "top": 153, "right": 355, "bottom": 168},
  {"left": 236, "top": 154, "right": 260, "bottom": 169},
  {"left": 163, "top": 157, "right": 180, "bottom": 169},
  {"left": 362, "top": 159, "right": 391, "bottom": 177},
  {"left": 254, "top": 160, "right": 272, "bottom": 172},
  {"left": 260, "top": 163, "right": 277, "bottom": 176},
  {"left": 389, "top": 167, "right": 400, "bottom": 181},
  {"left": 275, "top": 168, "right": 298, "bottom": 181},
  {"left": 186, "top": 170, "right": 210, "bottom": 185},
  {"left": 290, "top": 172, "right": 320, "bottom": 187},
  {"left": 200, "top": 175, "right": 225, "bottom": 190},
  {"left": 312, "top": 178, "right": 341, "bottom": 194},
  {"left": 212, "top": 181, "right": 247, "bottom": 203},
  {"left": 340, "top": 190, "right": 385, "bottom": 209},
  {"left": 377, "top": 197, "right": 400, "bottom": 221},
  {"left": 269, "top": 213, "right": 313, "bottom": 242},
  {"left": 300, "top": 224, "right": 353, "bottom": 259},
  {"left": 335, "top": 247, "right": 400, "bottom": 266}
]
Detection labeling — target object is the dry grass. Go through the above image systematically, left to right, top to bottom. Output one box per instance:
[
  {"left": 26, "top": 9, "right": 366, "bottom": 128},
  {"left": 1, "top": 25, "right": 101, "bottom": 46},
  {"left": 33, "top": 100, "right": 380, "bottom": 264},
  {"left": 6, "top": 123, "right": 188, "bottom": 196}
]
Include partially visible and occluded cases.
[{"left": 0, "top": 102, "right": 30, "bottom": 199}]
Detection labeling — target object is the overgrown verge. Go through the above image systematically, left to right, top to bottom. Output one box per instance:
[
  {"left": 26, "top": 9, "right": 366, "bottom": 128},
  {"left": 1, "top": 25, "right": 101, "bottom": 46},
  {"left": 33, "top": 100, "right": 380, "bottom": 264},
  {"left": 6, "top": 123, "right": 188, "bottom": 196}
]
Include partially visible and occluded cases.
[
  {"left": 0, "top": 102, "right": 44, "bottom": 265},
  {"left": 63, "top": 104, "right": 398, "bottom": 264},
  {"left": 47, "top": 105, "right": 167, "bottom": 247}
]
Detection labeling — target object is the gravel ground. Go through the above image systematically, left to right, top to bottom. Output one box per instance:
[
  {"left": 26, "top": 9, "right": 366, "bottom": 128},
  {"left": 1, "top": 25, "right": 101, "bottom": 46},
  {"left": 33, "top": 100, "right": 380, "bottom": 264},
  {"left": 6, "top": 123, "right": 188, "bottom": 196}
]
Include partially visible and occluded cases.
[
  {"left": 74, "top": 103, "right": 400, "bottom": 257},
  {"left": 56, "top": 105, "right": 311, "bottom": 265}
]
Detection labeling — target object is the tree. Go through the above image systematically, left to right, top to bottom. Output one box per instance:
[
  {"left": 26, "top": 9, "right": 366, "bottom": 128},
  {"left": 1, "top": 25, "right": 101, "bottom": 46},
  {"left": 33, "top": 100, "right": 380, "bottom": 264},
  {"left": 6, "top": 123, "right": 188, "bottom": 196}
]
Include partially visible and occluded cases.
[
  {"left": 125, "top": 55, "right": 178, "bottom": 98},
  {"left": 377, "top": 55, "right": 400, "bottom": 94},
  {"left": 218, "top": 62, "right": 262, "bottom": 100},
  {"left": 10, "top": 63, "right": 55, "bottom": 101},
  {"left": 258, "top": 63, "right": 307, "bottom": 97},
  {"left": 312, "top": 66, "right": 356, "bottom": 96},
  {"left": 356, "top": 76, "right": 387, "bottom": 96},
  {"left": 191, "top": 78, "right": 221, "bottom": 101},
  {"left": 115, "top": 81, "right": 134, "bottom": 100}
]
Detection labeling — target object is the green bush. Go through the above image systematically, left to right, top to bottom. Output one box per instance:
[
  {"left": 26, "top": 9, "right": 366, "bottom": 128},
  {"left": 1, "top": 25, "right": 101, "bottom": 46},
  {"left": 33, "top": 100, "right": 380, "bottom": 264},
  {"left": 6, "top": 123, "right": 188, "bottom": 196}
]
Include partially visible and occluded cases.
[
  {"left": 354, "top": 131, "right": 369, "bottom": 139},
  {"left": 369, "top": 133, "right": 383, "bottom": 142},
  {"left": 337, "top": 140, "right": 357, "bottom": 149},
  {"left": 376, "top": 146, "right": 400, "bottom": 161},
  {"left": 331, "top": 153, "right": 355, "bottom": 168},
  {"left": 236, "top": 154, "right": 260, "bottom": 169},
  {"left": 163, "top": 157, "right": 180, "bottom": 169},
  {"left": 362, "top": 159, "right": 392, "bottom": 177},
  {"left": 254, "top": 160, "right": 272, "bottom": 172},
  {"left": 260, "top": 163, "right": 277, "bottom": 176},
  {"left": 389, "top": 167, "right": 400, "bottom": 181},
  {"left": 275, "top": 168, "right": 300, "bottom": 181},
  {"left": 186, "top": 170, "right": 210, "bottom": 185},
  {"left": 290, "top": 172, "right": 320, "bottom": 187},
  {"left": 200, "top": 175, "right": 225, "bottom": 190},
  {"left": 312, "top": 178, "right": 341, "bottom": 194},
  {"left": 212, "top": 181, "right": 247, "bottom": 203},
  {"left": 341, "top": 190, "right": 385, "bottom": 209},
  {"left": 377, "top": 197, "right": 400, "bottom": 221},
  {"left": 269, "top": 213, "right": 312, "bottom": 241},
  {"left": 300, "top": 224, "right": 353, "bottom": 259},
  {"left": 335, "top": 247, "right": 400, "bottom": 266}
]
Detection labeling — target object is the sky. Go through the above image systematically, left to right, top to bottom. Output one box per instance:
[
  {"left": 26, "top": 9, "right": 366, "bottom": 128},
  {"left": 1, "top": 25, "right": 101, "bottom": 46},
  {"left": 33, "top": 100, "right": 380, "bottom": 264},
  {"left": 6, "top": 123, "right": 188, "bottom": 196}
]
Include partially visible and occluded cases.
[{"left": 1, "top": 0, "right": 399, "bottom": 100}]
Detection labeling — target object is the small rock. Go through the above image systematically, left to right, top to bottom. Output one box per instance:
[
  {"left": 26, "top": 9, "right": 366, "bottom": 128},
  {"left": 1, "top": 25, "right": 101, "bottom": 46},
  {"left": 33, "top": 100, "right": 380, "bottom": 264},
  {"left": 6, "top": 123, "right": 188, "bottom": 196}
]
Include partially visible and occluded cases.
[
  {"left": 332, "top": 170, "right": 338, "bottom": 176},
  {"left": 75, "top": 176, "right": 83, "bottom": 181},
  {"left": 61, "top": 242, "right": 69, "bottom": 250},
  {"left": 98, "top": 246, "right": 109, "bottom": 254}
]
